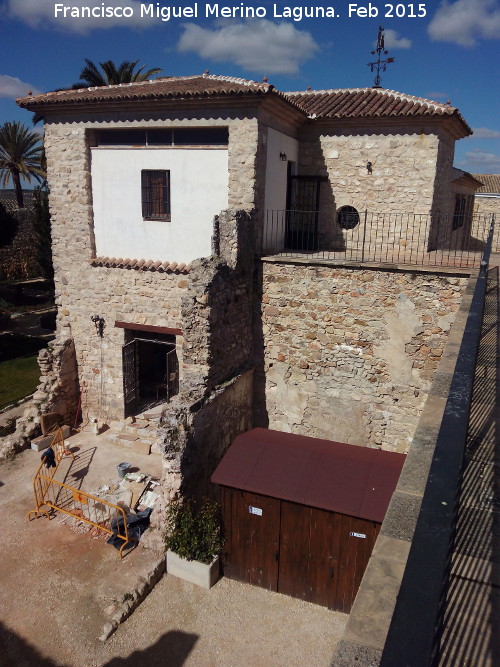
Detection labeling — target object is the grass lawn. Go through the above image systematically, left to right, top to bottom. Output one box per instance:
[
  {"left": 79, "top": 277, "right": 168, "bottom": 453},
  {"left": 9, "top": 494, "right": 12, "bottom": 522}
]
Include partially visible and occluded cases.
[{"left": 0, "top": 355, "right": 40, "bottom": 410}]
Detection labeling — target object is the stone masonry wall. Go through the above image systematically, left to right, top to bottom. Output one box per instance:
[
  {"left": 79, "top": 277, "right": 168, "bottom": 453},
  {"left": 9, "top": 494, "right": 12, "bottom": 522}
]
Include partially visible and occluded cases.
[
  {"left": 41, "top": 107, "right": 262, "bottom": 422},
  {"left": 297, "top": 124, "right": 454, "bottom": 253},
  {"left": 473, "top": 197, "right": 499, "bottom": 251},
  {"left": 261, "top": 261, "right": 467, "bottom": 453}
]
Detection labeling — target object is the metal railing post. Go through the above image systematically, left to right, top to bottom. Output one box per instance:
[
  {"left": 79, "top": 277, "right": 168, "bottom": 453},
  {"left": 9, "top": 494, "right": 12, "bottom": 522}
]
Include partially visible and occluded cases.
[{"left": 361, "top": 210, "right": 368, "bottom": 263}]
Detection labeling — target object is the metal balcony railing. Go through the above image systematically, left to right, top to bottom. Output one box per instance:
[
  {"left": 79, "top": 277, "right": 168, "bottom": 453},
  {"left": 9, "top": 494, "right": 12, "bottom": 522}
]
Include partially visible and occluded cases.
[{"left": 261, "top": 210, "right": 494, "bottom": 269}]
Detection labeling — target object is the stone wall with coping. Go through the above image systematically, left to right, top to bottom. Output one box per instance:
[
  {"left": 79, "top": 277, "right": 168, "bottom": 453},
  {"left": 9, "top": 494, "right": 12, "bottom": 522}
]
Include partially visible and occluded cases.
[{"left": 261, "top": 260, "right": 468, "bottom": 453}]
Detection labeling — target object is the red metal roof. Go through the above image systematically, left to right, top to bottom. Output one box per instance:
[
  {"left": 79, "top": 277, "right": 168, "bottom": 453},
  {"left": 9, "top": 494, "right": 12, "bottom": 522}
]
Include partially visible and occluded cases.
[{"left": 211, "top": 428, "right": 405, "bottom": 523}]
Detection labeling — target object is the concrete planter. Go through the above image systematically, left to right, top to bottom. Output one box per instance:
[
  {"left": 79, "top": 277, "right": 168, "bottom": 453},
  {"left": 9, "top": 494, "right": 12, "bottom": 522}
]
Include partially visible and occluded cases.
[{"left": 166, "top": 550, "right": 220, "bottom": 589}]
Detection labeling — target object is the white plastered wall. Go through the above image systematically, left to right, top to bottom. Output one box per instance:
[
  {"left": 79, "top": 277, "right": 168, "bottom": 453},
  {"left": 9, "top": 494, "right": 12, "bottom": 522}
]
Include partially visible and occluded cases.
[
  {"left": 263, "top": 128, "right": 299, "bottom": 253},
  {"left": 91, "top": 147, "right": 229, "bottom": 264}
]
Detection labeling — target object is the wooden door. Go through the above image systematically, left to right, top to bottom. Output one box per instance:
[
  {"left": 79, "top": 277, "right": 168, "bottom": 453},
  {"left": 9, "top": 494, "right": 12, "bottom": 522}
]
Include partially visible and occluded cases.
[
  {"left": 221, "top": 488, "right": 281, "bottom": 591},
  {"left": 278, "top": 502, "right": 343, "bottom": 608},
  {"left": 278, "top": 502, "right": 379, "bottom": 612},
  {"left": 334, "top": 515, "right": 380, "bottom": 613}
]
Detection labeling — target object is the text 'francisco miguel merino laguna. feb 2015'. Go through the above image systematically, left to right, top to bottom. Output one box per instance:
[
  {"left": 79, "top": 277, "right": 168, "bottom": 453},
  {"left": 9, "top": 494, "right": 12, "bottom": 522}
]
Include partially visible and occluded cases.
[{"left": 54, "top": 3, "right": 429, "bottom": 22}]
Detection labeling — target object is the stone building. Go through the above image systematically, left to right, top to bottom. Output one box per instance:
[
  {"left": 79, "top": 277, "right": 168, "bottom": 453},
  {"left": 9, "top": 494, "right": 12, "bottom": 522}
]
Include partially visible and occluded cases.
[
  {"left": 14, "top": 74, "right": 486, "bottom": 508},
  {"left": 473, "top": 173, "right": 500, "bottom": 251}
]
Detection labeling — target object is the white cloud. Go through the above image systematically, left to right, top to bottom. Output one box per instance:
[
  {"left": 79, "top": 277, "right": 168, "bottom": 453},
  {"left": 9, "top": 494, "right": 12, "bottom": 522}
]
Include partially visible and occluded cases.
[
  {"left": 7, "top": 0, "right": 155, "bottom": 33},
  {"left": 428, "top": 0, "right": 500, "bottom": 46},
  {"left": 178, "top": 21, "right": 319, "bottom": 75},
  {"left": 383, "top": 29, "right": 411, "bottom": 49},
  {"left": 0, "top": 75, "right": 41, "bottom": 99},
  {"left": 471, "top": 127, "right": 500, "bottom": 139},
  {"left": 459, "top": 149, "right": 500, "bottom": 172}
]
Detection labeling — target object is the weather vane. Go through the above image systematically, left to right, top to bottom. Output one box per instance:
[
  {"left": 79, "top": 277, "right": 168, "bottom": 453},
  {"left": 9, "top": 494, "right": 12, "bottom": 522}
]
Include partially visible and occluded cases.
[{"left": 368, "top": 26, "right": 395, "bottom": 88}]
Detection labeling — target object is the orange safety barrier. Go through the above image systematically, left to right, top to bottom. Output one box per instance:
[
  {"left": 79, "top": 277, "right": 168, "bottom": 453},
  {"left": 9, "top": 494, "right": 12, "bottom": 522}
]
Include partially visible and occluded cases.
[
  {"left": 28, "top": 427, "right": 75, "bottom": 519},
  {"left": 28, "top": 428, "right": 136, "bottom": 558}
]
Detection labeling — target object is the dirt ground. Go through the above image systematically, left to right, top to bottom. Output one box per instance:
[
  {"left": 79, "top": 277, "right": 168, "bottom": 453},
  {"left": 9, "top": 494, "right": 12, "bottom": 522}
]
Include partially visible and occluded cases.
[{"left": 0, "top": 431, "right": 347, "bottom": 666}]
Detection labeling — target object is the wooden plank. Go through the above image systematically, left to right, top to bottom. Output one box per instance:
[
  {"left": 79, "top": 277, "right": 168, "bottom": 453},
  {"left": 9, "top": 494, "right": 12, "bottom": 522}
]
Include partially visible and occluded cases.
[{"left": 115, "top": 321, "right": 182, "bottom": 336}]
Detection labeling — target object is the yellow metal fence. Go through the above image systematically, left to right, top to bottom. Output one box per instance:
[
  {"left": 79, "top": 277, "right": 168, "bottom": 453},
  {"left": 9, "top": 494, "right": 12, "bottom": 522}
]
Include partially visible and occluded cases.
[{"left": 28, "top": 428, "right": 136, "bottom": 558}]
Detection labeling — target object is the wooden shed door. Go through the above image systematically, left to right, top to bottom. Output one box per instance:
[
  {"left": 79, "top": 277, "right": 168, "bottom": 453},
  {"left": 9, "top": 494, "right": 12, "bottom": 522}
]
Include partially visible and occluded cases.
[
  {"left": 222, "top": 488, "right": 280, "bottom": 591},
  {"left": 278, "top": 502, "right": 342, "bottom": 608},
  {"left": 279, "top": 504, "right": 380, "bottom": 612},
  {"left": 334, "top": 515, "right": 380, "bottom": 613}
]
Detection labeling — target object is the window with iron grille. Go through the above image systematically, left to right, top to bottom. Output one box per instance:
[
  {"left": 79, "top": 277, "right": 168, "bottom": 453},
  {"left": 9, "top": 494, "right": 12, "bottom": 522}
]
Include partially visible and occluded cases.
[
  {"left": 141, "top": 170, "right": 170, "bottom": 221},
  {"left": 452, "top": 194, "right": 473, "bottom": 230}
]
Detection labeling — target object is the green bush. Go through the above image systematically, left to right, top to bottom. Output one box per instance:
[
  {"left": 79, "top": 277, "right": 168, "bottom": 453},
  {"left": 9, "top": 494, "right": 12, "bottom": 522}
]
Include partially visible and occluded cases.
[{"left": 165, "top": 498, "right": 223, "bottom": 564}]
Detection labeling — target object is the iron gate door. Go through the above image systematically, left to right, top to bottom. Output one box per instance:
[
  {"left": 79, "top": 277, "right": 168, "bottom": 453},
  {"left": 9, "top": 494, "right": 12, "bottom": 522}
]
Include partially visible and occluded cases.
[
  {"left": 285, "top": 176, "right": 321, "bottom": 251},
  {"left": 122, "top": 340, "right": 138, "bottom": 417},
  {"left": 165, "top": 347, "right": 179, "bottom": 400}
]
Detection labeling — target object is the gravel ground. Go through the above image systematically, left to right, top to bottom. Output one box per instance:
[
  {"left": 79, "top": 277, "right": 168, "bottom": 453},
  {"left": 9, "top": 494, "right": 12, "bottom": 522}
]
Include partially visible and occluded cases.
[{"left": 1, "top": 447, "right": 347, "bottom": 667}]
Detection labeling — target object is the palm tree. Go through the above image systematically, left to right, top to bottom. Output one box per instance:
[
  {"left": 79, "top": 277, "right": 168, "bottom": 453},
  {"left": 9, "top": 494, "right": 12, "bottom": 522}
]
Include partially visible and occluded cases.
[
  {"left": 73, "top": 59, "right": 162, "bottom": 88},
  {"left": 0, "top": 121, "right": 45, "bottom": 208}
]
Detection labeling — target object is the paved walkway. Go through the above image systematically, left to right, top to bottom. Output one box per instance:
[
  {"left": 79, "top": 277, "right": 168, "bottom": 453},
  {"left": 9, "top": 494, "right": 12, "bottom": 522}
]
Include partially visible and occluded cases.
[{"left": 438, "top": 259, "right": 500, "bottom": 666}]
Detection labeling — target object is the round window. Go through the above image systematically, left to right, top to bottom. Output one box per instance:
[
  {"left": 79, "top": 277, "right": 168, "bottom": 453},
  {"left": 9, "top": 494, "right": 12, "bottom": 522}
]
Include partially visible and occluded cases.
[{"left": 337, "top": 206, "right": 360, "bottom": 230}]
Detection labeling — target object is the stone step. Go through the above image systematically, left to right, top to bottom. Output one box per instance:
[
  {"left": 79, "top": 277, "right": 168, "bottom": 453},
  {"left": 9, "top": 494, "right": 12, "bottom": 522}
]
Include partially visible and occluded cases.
[
  {"left": 141, "top": 407, "right": 163, "bottom": 419},
  {"left": 108, "top": 420, "right": 124, "bottom": 432},
  {"left": 123, "top": 423, "right": 156, "bottom": 437},
  {"left": 116, "top": 433, "right": 139, "bottom": 444},
  {"left": 132, "top": 440, "right": 151, "bottom": 456},
  {"left": 151, "top": 442, "right": 163, "bottom": 455}
]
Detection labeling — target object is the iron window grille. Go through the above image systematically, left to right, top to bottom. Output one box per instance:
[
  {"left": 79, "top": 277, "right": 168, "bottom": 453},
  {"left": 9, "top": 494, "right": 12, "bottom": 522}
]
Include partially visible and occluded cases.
[
  {"left": 141, "top": 170, "right": 170, "bottom": 221},
  {"left": 453, "top": 194, "right": 473, "bottom": 230}
]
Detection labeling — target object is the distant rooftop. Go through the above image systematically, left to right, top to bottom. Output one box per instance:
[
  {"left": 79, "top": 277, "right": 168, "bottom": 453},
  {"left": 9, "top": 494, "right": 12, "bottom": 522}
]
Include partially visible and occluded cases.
[
  {"left": 472, "top": 174, "right": 500, "bottom": 194},
  {"left": 0, "top": 189, "right": 35, "bottom": 211}
]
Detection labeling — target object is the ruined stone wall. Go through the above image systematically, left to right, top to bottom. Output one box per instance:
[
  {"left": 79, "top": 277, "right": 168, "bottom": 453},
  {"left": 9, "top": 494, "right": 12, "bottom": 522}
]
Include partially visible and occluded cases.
[
  {"left": 297, "top": 124, "right": 451, "bottom": 253},
  {"left": 181, "top": 210, "right": 255, "bottom": 391},
  {"left": 261, "top": 261, "right": 467, "bottom": 453},
  {"left": 143, "top": 366, "right": 254, "bottom": 550}
]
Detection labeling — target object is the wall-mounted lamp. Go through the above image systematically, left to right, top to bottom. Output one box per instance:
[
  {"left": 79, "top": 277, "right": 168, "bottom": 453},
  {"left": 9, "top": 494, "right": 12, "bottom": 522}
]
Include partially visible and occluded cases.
[
  {"left": 280, "top": 152, "right": 288, "bottom": 162},
  {"left": 366, "top": 161, "right": 373, "bottom": 174},
  {"left": 91, "top": 314, "right": 106, "bottom": 337}
]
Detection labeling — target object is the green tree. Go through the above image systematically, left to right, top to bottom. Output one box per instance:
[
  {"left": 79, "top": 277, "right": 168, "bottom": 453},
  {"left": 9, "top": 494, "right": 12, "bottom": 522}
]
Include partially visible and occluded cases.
[
  {"left": 73, "top": 59, "right": 162, "bottom": 88},
  {"left": 0, "top": 121, "right": 45, "bottom": 208},
  {"left": 32, "top": 185, "right": 53, "bottom": 283}
]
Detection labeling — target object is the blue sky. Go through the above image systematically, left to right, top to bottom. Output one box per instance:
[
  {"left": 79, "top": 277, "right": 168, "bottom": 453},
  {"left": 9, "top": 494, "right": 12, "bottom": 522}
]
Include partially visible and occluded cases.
[{"left": 1, "top": 0, "right": 499, "bottom": 174}]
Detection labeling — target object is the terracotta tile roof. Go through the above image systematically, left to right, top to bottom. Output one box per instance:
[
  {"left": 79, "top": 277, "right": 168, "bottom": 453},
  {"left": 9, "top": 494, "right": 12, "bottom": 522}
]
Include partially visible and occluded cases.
[
  {"left": 17, "top": 74, "right": 293, "bottom": 108},
  {"left": 17, "top": 75, "right": 470, "bottom": 134},
  {"left": 285, "top": 87, "right": 471, "bottom": 132},
  {"left": 472, "top": 174, "right": 500, "bottom": 194},
  {"left": 90, "top": 257, "right": 190, "bottom": 273}
]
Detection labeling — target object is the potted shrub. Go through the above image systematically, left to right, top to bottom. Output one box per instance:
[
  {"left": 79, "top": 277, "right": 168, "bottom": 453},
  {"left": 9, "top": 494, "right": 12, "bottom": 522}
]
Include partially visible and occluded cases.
[{"left": 164, "top": 498, "right": 223, "bottom": 589}]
